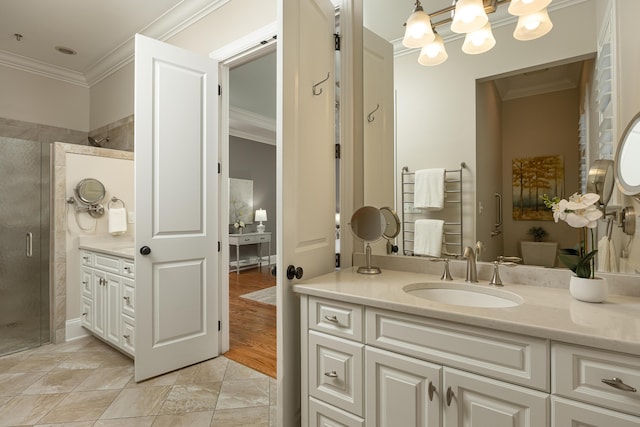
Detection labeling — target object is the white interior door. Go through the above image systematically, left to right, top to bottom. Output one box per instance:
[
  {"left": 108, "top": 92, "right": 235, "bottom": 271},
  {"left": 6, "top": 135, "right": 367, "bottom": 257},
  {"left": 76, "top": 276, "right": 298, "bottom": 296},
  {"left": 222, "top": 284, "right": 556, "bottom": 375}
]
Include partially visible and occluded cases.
[
  {"left": 278, "top": 0, "right": 337, "bottom": 424},
  {"left": 134, "top": 34, "right": 219, "bottom": 382}
]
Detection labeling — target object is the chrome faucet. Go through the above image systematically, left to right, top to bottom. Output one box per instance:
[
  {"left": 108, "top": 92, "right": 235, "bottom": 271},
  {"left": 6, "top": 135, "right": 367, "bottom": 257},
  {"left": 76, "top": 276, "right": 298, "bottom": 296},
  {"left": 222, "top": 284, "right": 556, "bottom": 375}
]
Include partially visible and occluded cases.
[{"left": 463, "top": 246, "right": 478, "bottom": 283}]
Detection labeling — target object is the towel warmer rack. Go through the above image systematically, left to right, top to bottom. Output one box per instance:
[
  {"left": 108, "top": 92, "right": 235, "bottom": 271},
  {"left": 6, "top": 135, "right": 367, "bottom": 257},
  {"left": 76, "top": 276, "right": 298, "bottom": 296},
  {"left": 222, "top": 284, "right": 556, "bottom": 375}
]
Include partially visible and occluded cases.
[{"left": 401, "top": 163, "right": 465, "bottom": 257}]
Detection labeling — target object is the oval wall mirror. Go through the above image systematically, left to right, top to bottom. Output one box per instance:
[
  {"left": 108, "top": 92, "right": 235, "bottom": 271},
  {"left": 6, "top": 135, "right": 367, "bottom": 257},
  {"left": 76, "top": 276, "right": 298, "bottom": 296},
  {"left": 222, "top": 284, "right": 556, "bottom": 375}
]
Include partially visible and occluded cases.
[
  {"left": 615, "top": 112, "right": 640, "bottom": 199},
  {"left": 586, "top": 159, "right": 615, "bottom": 207},
  {"left": 75, "top": 178, "right": 106, "bottom": 205},
  {"left": 350, "top": 206, "right": 386, "bottom": 274}
]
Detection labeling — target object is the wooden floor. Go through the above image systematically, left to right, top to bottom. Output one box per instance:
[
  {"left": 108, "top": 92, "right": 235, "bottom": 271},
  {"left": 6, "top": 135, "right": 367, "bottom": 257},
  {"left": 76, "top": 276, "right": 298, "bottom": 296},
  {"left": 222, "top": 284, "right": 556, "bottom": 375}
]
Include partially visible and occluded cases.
[{"left": 224, "top": 266, "right": 277, "bottom": 378}]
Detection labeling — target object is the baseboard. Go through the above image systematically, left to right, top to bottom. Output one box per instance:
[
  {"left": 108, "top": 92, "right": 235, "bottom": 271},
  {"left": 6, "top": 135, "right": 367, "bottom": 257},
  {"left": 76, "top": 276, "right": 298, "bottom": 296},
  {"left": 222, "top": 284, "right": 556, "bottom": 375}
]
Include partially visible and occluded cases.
[{"left": 65, "top": 318, "right": 90, "bottom": 342}]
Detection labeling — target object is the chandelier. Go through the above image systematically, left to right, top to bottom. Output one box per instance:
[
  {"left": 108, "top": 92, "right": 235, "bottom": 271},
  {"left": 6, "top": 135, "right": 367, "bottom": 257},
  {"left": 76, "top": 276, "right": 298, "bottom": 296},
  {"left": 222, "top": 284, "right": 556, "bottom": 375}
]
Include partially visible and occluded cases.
[{"left": 403, "top": 0, "right": 554, "bottom": 66}]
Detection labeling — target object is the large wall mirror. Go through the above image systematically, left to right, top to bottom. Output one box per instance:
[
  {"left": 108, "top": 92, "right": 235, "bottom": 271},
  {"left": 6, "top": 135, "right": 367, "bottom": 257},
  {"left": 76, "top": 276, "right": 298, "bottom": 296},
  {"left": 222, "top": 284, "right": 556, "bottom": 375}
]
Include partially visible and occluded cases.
[{"left": 362, "top": 0, "right": 640, "bottom": 276}]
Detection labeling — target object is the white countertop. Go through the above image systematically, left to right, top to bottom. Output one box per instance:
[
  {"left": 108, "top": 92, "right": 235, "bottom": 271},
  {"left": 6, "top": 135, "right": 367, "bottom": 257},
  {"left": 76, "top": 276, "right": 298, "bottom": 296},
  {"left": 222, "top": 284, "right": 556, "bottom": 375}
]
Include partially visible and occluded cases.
[
  {"left": 78, "top": 237, "right": 135, "bottom": 259},
  {"left": 293, "top": 267, "right": 640, "bottom": 356}
]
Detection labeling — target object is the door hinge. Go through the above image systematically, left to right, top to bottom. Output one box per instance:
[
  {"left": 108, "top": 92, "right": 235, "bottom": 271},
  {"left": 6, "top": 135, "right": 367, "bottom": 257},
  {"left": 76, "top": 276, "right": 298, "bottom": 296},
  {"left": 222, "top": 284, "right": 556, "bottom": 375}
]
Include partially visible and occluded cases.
[
  {"left": 334, "top": 33, "right": 341, "bottom": 51},
  {"left": 218, "top": 84, "right": 221, "bottom": 96},
  {"left": 335, "top": 143, "right": 341, "bottom": 159},
  {"left": 218, "top": 162, "right": 221, "bottom": 174},
  {"left": 218, "top": 241, "right": 221, "bottom": 252},
  {"left": 218, "top": 320, "right": 221, "bottom": 331}
]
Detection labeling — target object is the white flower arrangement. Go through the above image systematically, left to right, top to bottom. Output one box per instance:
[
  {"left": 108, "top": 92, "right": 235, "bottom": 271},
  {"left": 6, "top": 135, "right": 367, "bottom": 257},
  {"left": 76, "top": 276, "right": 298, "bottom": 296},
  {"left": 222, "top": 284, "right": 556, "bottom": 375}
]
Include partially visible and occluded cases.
[
  {"left": 543, "top": 192, "right": 603, "bottom": 278},
  {"left": 233, "top": 220, "right": 245, "bottom": 230}
]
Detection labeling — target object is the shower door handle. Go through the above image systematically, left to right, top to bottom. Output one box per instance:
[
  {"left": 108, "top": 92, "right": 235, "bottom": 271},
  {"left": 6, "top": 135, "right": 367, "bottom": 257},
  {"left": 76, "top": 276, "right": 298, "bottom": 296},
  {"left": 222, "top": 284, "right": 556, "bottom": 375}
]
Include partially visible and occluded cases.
[{"left": 26, "top": 232, "right": 33, "bottom": 258}]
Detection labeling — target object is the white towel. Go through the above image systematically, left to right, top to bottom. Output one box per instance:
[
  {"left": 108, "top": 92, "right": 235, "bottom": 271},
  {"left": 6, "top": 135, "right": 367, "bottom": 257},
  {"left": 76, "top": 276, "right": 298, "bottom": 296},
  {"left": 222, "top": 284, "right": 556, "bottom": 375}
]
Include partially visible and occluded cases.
[
  {"left": 414, "top": 168, "right": 445, "bottom": 210},
  {"left": 109, "top": 207, "right": 128, "bottom": 235},
  {"left": 414, "top": 219, "right": 444, "bottom": 257},
  {"left": 597, "top": 236, "right": 618, "bottom": 273}
]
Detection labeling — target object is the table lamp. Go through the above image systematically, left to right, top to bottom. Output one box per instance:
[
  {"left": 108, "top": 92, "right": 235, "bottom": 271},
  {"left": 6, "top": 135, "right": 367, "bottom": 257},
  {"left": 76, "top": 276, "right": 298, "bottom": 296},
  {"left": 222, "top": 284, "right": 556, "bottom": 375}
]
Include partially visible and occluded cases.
[{"left": 255, "top": 209, "right": 267, "bottom": 233}]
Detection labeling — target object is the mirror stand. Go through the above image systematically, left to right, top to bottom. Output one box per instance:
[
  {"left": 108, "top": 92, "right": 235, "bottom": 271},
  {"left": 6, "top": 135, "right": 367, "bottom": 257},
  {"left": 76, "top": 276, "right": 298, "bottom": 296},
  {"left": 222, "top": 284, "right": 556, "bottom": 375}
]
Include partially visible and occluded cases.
[{"left": 358, "top": 242, "right": 381, "bottom": 275}]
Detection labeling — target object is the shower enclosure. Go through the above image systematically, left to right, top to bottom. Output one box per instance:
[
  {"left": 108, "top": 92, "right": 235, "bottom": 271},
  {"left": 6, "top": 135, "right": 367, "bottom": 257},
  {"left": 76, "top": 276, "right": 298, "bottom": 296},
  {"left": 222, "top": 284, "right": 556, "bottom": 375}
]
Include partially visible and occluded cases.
[{"left": 0, "top": 136, "right": 51, "bottom": 356}]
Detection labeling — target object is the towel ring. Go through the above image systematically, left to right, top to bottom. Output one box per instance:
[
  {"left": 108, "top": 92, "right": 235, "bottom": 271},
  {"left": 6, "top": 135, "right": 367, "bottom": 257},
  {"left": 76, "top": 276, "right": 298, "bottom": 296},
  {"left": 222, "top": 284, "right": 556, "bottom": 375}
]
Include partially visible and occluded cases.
[{"left": 108, "top": 197, "right": 126, "bottom": 210}]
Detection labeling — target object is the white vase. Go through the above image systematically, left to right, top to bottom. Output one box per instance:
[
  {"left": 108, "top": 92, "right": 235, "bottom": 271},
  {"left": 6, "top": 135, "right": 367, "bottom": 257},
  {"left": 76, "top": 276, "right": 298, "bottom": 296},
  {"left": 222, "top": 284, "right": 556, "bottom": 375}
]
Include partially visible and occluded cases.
[{"left": 569, "top": 276, "right": 608, "bottom": 303}]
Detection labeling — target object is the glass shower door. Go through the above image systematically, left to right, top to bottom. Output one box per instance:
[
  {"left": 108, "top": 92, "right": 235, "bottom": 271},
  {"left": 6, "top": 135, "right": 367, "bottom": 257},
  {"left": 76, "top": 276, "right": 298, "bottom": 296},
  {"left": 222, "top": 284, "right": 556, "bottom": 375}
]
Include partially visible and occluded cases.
[{"left": 0, "top": 137, "right": 50, "bottom": 356}]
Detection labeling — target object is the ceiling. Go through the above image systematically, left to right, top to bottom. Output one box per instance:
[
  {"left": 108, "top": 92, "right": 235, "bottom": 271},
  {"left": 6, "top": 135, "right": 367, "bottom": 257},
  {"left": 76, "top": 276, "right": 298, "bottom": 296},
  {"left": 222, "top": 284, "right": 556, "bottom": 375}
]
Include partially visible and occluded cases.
[{"left": 0, "top": 0, "right": 224, "bottom": 86}]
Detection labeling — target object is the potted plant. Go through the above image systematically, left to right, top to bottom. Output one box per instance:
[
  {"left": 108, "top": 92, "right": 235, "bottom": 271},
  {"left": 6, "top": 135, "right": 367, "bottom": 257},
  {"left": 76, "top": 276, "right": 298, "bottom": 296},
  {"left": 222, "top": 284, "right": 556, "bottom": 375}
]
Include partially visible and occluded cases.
[
  {"left": 543, "top": 193, "right": 606, "bottom": 302},
  {"left": 520, "top": 226, "right": 557, "bottom": 267}
]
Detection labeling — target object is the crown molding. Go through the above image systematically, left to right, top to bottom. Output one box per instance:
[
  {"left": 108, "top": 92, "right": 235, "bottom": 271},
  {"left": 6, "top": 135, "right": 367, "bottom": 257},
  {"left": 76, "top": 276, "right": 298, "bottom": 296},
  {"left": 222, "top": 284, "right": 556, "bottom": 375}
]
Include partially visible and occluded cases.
[
  {"left": 2, "top": 0, "right": 230, "bottom": 88},
  {"left": 0, "top": 50, "right": 88, "bottom": 87},
  {"left": 229, "top": 106, "right": 276, "bottom": 146}
]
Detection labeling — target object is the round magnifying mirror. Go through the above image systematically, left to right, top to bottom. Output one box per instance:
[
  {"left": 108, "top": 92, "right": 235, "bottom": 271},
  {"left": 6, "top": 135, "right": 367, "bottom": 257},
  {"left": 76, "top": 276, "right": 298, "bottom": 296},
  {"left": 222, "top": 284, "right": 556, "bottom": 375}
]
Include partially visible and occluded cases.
[
  {"left": 615, "top": 112, "right": 640, "bottom": 198},
  {"left": 586, "top": 159, "right": 614, "bottom": 207},
  {"left": 74, "top": 178, "right": 106, "bottom": 205},
  {"left": 350, "top": 206, "right": 386, "bottom": 275},
  {"left": 380, "top": 207, "right": 401, "bottom": 240}
]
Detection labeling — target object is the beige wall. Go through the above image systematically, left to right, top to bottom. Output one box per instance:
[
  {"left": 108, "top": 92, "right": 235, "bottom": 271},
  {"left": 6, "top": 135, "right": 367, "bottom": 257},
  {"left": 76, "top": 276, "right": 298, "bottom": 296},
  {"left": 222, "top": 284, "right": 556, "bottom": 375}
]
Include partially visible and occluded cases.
[
  {"left": 394, "top": 0, "right": 596, "bottom": 250},
  {"left": 0, "top": 65, "right": 89, "bottom": 131},
  {"left": 501, "top": 88, "right": 580, "bottom": 257}
]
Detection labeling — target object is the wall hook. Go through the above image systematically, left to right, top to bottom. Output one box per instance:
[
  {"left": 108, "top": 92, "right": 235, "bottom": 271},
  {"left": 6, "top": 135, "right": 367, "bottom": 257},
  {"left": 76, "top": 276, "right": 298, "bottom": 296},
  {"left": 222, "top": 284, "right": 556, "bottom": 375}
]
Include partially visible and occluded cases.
[
  {"left": 312, "top": 72, "right": 330, "bottom": 96},
  {"left": 367, "top": 104, "right": 380, "bottom": 123}
]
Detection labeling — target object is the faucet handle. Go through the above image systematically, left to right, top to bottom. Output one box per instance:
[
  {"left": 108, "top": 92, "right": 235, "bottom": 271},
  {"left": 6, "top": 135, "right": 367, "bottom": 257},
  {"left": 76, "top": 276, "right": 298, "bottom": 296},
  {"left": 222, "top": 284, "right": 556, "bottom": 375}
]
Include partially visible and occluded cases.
[
  {"left": 490, "top": 257, "right": 521, "bottom": 286},
  {"left": 429, "top": 258, "right": 454, "bottom": 281}
]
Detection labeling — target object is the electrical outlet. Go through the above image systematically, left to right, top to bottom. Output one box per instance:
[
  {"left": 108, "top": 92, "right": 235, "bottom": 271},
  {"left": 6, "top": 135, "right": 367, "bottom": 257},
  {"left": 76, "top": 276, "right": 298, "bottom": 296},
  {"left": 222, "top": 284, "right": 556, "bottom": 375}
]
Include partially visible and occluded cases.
[{"left": 128, "top": 212, "right": 135, "bottom": 224}]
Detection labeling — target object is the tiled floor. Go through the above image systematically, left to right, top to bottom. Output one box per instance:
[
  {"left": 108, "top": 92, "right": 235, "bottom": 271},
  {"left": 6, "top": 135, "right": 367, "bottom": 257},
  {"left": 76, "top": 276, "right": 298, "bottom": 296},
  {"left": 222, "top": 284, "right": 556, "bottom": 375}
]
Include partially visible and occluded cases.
[{"left": 0, "top": 336, "right": 277, "bottom": 426}]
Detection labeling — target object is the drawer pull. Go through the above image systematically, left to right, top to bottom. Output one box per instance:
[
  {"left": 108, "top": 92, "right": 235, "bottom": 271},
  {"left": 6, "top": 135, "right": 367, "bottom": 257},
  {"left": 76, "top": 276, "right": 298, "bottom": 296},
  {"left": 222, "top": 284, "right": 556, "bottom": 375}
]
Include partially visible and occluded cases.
[
  {"left": 83, "top": 256, "right": 90, "bottom": 261},
  {"left": 124, "top": 266, "right": 132, "bottom": 272},
  {"left": 123, "top": 296, "right": 130, "bottom": 303},
  {"left": 82, "top": 312, "right": 88, "bottom": 316},
  {"left": 324, "top": 315, "right": 339, "bottom": 323},
  {"left": 123, "top": 334, "right": 130, "bottom": 340},
  {"left": 324, "top": 371, "right": 338, "bottom": 378},
  {"left": 602, "top": 377, "right": 637, "bottom": 392},
  {"left": 428, "top": 381, "right": 436, "bottom": 401},
  {"left": 446, "top": 387, "right": 454, "bottom": 406}
]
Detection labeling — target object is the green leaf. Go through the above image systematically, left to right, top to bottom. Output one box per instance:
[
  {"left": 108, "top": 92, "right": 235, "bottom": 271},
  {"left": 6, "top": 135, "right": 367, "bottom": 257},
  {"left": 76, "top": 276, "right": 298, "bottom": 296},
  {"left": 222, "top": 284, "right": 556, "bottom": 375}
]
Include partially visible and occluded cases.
[{"left": 575, "top": 250, "right": 598, "bottom": 279}]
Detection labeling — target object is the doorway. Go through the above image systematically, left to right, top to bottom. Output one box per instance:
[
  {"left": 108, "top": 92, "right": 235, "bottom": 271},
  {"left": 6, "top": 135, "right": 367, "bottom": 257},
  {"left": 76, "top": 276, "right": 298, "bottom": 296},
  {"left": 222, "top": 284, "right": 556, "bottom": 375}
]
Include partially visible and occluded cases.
[{"left": 217, "top": 34, "right": 278, "bottom": 378}]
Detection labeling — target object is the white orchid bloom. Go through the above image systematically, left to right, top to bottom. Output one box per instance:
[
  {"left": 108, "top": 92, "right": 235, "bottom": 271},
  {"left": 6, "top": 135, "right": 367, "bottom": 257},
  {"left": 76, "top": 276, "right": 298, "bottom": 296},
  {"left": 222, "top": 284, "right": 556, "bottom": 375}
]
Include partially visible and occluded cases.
[
  {"left": 565, "top": 192, "right": 600, "bottom": 210},
  {"left": 552, "top": 199, "right": 568, "bottom": 223}
]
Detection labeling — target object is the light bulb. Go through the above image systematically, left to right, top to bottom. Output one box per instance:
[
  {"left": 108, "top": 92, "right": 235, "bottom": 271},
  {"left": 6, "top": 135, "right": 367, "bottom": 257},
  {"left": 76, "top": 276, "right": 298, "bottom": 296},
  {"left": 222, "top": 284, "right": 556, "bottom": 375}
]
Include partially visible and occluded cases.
[
  {"left": 451, "top": 0, "right": 488, "bottom": 34},
  {"left": 402, "top": 4, "right": 435, "bottom": 48},
  {"left": 514, "top": 8, "right": 553, "bottom": 40},
  {"left": 462, "top": 22, "right": 496, "bottom": 54},
  {"left": 418, "top": 32, "right": 447, "bottom": 66}
]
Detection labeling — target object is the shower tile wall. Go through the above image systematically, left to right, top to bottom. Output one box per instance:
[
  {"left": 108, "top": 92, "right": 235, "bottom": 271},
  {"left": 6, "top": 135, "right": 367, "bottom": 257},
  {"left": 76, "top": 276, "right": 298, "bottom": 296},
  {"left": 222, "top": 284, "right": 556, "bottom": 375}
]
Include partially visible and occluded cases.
[{"left": 0, "top": 115, "right": 134, "bottom": 152}]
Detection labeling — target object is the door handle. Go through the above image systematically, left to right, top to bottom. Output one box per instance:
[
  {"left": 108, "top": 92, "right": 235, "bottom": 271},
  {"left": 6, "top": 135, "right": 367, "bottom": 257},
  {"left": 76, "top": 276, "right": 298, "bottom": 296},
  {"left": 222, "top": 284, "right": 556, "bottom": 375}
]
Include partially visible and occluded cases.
[
  {"left": 26, "top": 232, "right": 33, "bottom": 257},
  {"left": 140, "top": 246, "right": 151, "bottom": 255},
  {"left": 286, "top": 265, "right": 303, "bottom": 280},
  {"left": 428, "top": 381, "right": 436, "bottom": 401},
  {"left": 446, "top": 386, "right": 454, "bottom": 406}
]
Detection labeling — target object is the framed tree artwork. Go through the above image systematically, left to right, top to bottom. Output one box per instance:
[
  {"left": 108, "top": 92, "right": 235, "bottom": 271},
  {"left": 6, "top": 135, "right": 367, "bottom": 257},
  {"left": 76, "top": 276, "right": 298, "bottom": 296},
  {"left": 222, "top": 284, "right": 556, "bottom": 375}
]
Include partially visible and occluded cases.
[{"left": 512, "top": 155, "right": 564, "bottom": 221}]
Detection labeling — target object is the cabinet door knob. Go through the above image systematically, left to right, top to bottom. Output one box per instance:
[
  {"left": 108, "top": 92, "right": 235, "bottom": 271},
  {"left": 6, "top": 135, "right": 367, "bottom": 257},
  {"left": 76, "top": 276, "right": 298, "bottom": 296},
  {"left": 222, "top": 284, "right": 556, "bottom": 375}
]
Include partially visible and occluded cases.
[
  {"left": 140, "top": 246, "right": 151, "bottom": 255},
  {"left": 124, "top": 266, "right": 131, "bottom": 272},
  {"left": 123, "top": 296, "right": 130, "bottom": 303},
  {"left": 82, "top": 312, "right": 88, "bottom": 317},
  {"left": 324, "top": 315, "right": 339, "bottom": 323},
  {"left": 123, "top": 334, "right": 130, "bottom": 340},
  {"left": 324, "top": 371, "right": 338, "bottom": 378},
  {"left": 602, "top": 377, "right": 637, "bottom": 392},
  {"left": 428, "top": 381, "right": 436, "bottom": 402},
  {"left": 446, "top": 387, "right": 454, "bottom": 406}
]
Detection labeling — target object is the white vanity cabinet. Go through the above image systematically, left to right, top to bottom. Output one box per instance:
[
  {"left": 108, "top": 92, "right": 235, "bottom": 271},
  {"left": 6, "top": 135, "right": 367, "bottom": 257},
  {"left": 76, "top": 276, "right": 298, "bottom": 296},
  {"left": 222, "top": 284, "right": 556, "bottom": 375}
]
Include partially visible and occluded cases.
[
  {"left": 80, "top": 249, "right": 135, "bottom": 356},
  {"left": 301, "top": 296, "right": 550, "bottom": 427},
  {"left": 550, "top": 343, "right": 640, "bottom": 425}
]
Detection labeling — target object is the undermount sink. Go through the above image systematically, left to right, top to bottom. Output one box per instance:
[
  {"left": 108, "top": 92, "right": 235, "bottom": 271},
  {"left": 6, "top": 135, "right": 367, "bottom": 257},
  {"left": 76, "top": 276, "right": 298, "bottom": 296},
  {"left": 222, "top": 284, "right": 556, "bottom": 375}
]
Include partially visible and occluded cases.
[{"left": 403, "top": 282, "right": 523, "bottom": 308}]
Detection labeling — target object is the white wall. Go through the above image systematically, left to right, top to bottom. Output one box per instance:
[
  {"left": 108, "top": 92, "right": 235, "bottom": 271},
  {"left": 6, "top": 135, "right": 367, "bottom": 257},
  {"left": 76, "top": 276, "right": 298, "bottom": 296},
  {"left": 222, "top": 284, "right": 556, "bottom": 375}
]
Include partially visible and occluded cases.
[
  {"left": 394, "top": 1, "right": 596, "bottom": 249},
  {"left": 89, "top": 63, "right": 135, "bottom": 131},
  {"left": 0, "top": 65, "right": 89, "bottom": 131},
  {"left": 65, "top": 152, "right": 134, "bottom": 320}
]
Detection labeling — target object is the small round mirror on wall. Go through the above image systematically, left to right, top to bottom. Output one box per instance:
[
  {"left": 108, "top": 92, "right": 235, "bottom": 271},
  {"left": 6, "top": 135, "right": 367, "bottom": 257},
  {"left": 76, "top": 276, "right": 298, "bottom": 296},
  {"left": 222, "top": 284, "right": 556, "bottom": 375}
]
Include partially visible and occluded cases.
[
  {"left": 615, "top": 112, "right": 640, "bottom": 200},
  {"left": 586, "top": 159, "right": 615, "bottom": 208},
  {"left": 75, "top": 178, "right": 106, "bottom": 205}
]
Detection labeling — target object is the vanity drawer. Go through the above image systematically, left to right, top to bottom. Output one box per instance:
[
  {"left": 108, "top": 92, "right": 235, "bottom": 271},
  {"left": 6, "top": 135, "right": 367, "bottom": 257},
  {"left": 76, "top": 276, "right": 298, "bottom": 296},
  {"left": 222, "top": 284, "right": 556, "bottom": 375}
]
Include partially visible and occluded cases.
[
  {"left": 80, "top": 250, "right": 93, "bottom": 266},
  {"left": 93, "top": 252, "right": 121, "bottom": 274},
  {"left": 121, "top": 259, "right": 135, "bottom": 278},
  {"left": 121, "top": 278, "right": 135, "bottom": 318},
  {"left": 309, "top": 297, "right": 363, "bottom": 342},
  {"left": 366, "top": 308, "right": 549, "bottom": 391},
  {"left": 309, "top": 331, "right": 364, "bottom": 417},
  {"left": 552, "top": 343, "right": 640, "bottom": 416},
  {"left": 309, "top": 397, "right": 364, "bottom": 427}
]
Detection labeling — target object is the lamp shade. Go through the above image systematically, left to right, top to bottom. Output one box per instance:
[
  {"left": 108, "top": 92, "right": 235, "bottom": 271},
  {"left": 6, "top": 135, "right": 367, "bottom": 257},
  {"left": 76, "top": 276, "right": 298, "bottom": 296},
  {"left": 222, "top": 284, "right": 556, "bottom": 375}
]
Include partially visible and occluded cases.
[
  {"left": 451, "top": 0, "right": 488, "bottom": 34},
  {"left": 508, "top": 0, "right": 552, "bottom": 16},
  {"left": 402, "top": 2, "right": 435, "bottom": 48},
  {"left": 513, "top": 8, "right": 553, "bottom": 40},
  {"left": 462, "top": 22, "right": 496, "bottom": 54},
  {"left": 418, "top": 32, "right": 448, "bottom": 66},
  {"left": 255, "top": 209, "right": 267, "bottom": 222}
]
